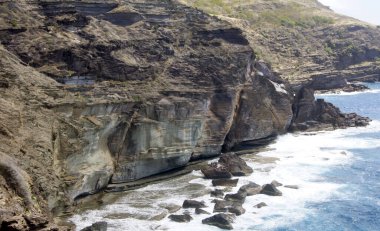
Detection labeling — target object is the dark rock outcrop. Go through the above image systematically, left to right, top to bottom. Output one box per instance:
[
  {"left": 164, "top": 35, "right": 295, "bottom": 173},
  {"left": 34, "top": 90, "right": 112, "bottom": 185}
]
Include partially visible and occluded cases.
[
  {"left": 291, "top": 87, "right": 371, "bottom": 131},
  {"left": 218, "top": 153, "right": 253, "bottom": 176},
  {"left": 201, "top": 165, "right": 233, "bottom": 179},
  {"left": 212, "top": 179, "right": 239, "bottom": 187},
  {"left": 238, "top": 182, "right": 262, "bottom": 196},
  {"left": 260, "top": 184, "right": 283, "bottom": 196},
  {"left": 211, "top": 189, "right": 225, "bottom": 198},
  {"left": 224, "top": 191, "right": 247, "bottom": 203},
  {"left": 182, "top": 200, "right": 206, "bottom": 209},
  {"left": 213, "top": 200, "right": 245, "bottom": 216},
  {"left": 255, "top": 202, "right": 268, "bottom": 209},
  {"left": 195, "top": 208, "right": 210, "bottom": 215},
  {"left": 202, "top": 213, "right": 235, "bottom": 230},
  {"left": 168, "top": 214, "right": 193, "bottom": 223},
  {"left": 80, "top": 222, "right": 107, "bottom": 231}
]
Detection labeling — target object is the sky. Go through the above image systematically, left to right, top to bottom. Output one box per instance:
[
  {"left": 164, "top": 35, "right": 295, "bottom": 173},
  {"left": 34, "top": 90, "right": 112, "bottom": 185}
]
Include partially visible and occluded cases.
[{"left": 318, "top": 0, "right": 380, "bottom": 25}]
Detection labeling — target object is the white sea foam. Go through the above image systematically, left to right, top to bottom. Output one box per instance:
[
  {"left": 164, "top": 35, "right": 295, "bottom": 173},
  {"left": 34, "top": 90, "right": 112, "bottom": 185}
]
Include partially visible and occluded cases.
[
  {"left": 315, "top": 89, "right": 380, "bottom": 97},
  {"left": 70, "top": 121, "right": 380, "bottom": 231}
]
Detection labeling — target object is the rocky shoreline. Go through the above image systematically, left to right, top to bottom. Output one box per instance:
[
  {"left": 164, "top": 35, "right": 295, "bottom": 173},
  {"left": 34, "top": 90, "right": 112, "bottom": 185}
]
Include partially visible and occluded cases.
[{"left": 0, "top": 0, "right": 377, "bottom": 230}]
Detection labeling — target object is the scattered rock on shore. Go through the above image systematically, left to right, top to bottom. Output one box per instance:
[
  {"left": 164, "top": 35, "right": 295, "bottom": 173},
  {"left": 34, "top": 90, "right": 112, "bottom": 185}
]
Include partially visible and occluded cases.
[
  {"left": 218, "top": 153, "right": 253, "bottom": 176},
  {"left": 201, "top": 165, "right": 233, "bottom": 179},
  {"left": 212, "top": 179, "right": 239, "bottom": 187},
  {"left": 271, "top": 180, "right": 283, "bottom": 187},
  {"left": 238, "top": 182, "right": 262, "bottom": 196},
  {"left": 260, "top": 184, "right": 283, "bottom": 196},
  {"left": 284, "top": 185, "right": 299, "bottom": 189},
  {"left": 211, "top": 189, "right": 225, "bottom": 198},
  {"left": 224, "top": 191, "right": 247, "bottom": 203},
  {"left": 182, "top": 200, "right": 206, "bottom": 209},
  {"left": 213, "top": 200, "right": 245, "bottom": 216},
  {"left": 255, "top": 202, "right": 268, "bottom": 208},
  {"left": 195, "top": 208, "right": 211, "bottom": 215},
  {"left": 202, "top": 213, "right": 235, "bottom": 230},
  {"left": 168, "top": 214, "right": 193, "bottom": 223},
  {"left": 80, "top": 221, "right": 107, "bottom": 231}
]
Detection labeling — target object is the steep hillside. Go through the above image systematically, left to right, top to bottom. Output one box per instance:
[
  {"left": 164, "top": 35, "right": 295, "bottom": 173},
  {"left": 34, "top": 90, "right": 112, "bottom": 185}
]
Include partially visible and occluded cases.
[{"left": 180, "top": 0, "right": 380, "bottom": 88}]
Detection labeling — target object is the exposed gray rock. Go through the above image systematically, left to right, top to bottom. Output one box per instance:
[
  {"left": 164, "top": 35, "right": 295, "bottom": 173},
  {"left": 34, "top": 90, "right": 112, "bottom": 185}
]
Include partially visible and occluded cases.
[
  {"left": 218, "top": 153, "right": 253, "bottom": 176},
  {"left": 201, "top": 165, "right": 232, "bottom": 179},
  {"left": 212, "top": 179, "right": 239, "bottom": 187},
  {"left": 271, "top": 180, "right": 283, "bottom": 187},
  {"left": 238, "top": 182, "right": 262, "bottom": 196},
  {"left": 260, "top": 184, "right": 283, "bottom": 196},
  {"left": 284, "top": 185, "right": 299, "bottom": 189},
  {"left": 211, "top": 189, "right": 225, "bottom": 198},
  {"left": 224, "top": 191, "right": 247, "bottom": 203},
  {"left": 182, "top": 200, "right": 206, "bottom": 209},
  {"left": 213, "top": 200, "right": 245, "bottom": 216},
  {"left": 255, "top": 202, "right": 268, "bottom": 208},
  {"left": 195, "top": 208, "right": 211, "bottom": 215},
  {"left": 202, "top": 213, "right": 235, "bottom": 230},
  {"left": 168, "top": 214, "right": 193, "bottom": 223},
  {"left": 80, "top": 222, "right": 107, "bottom": 231}
]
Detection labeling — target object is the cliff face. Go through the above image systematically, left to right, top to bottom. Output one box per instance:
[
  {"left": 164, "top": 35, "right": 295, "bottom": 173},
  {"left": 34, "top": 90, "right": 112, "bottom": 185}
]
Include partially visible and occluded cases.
[
  {"left": 0, "top": 0, "right": 294, "bottom": 218},
  {"left": 181, "top": 0, "right": 380, "bottom": 89}
]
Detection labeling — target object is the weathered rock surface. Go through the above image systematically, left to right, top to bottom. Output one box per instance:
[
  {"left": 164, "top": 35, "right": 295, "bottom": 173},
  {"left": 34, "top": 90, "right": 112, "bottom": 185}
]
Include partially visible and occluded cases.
[
  {"left": 0, "top": 0, "right": 296, "bottom": 218},
  {"left": 181, "top": 0, "right": 380, "bottom": 89},
  {"left": 291, "top": 87, "right": 371, "bottom": 131},
  {"left": 218, "top": 153, "right": 253, "bottom": 176},
  {"left": 201, "top": 165, "right": 233, "bottom": 179},
  {"left": 212, "top": 179, "right": 239, "bottom": 187},
  {"left": 271, "top": 180, "right": 283, "bottom": 187},
  {"left": 238, "top": 182, "right": 262, "bottom": 196},
  {"left": 260, "top": 184, "right": 283, "bottom": 196},
  {"left": 211, "top": 189, "right": 225, "bottom": 198},
  {"left": 224, "top": 191, "right": 247, "bottom": 203},
  {"left": 182, "top": 200, "right": 206, "bottom": 209},
  {"left": 213, "top": 200, "right": 245, "bottom": 216},
  {"left": 255, "top": 202, "right": 268, "bottom": 209},
  {"left": 195, "top": 208, "right": 210, "bottom": 215},
  {"left": 202, "top": 213, "right": 235, "bottom": 230},
  {"left": 168, "top": 214, "right": 193, "bottom": 223},
  {"left": 80, "top": 222, "right": 107, "bottom": 231}
]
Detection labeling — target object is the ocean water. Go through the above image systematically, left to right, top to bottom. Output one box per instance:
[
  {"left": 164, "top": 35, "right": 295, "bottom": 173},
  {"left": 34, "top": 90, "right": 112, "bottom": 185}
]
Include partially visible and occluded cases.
[{"left": 70, "top": 83, "right": 380, "bottom": 231}]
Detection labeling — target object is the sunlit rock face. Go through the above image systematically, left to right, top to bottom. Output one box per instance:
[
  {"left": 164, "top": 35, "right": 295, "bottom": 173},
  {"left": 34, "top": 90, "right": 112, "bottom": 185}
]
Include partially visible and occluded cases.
[{"left": 0, "top": 0, "right": 294, "bottom": 201}]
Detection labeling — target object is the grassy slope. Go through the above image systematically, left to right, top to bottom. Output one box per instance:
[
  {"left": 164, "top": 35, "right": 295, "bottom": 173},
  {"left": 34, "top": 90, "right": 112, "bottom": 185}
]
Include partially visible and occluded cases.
[{"left": 179, "top": 0, "right": 380, "bottom": 84}]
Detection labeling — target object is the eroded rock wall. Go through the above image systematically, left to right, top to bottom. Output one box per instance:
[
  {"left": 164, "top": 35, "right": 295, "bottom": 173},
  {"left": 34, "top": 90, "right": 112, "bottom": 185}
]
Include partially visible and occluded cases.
[{"left": 0, "top": 0, "right": 294, "bottom": 216}]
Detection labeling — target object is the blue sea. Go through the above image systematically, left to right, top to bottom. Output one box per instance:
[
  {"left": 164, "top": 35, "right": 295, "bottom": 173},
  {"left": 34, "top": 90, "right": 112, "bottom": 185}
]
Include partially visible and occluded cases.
[{"left": 71, "top": 83, "right": 380, "bottom": 231}]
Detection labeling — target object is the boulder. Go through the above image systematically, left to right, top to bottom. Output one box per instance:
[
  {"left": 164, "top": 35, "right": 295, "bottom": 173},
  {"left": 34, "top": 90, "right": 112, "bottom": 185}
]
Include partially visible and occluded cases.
[
  {"left": 218, "top": 153, "right": 253, "bottom": 176},
  {"left": 201, "top": 166, "right": 232, "bottom": 179},
  {"left": 212, "top": 179, "right": 239, "bottom": 187},
  {"left": 271, "top": 180, "right": 283, "bottom": 187},
  {"left": 238, "top": 182, "right": 262, "bottom": 196},
  {"left": 260, "top": 184, "right": 282, "bottom": 196},
  {"left": 284, "top": 185, "right": 299, "bottom": 189},
  {"left": 211, "top": 189, "right": 225, "bottom": 198},
  {"left": 224, "top": 191, "right": 247, "bottom": 203},
  {"left": 182, "top": 200, "right": 206, "bottom": 209},
  {"left": 213, "top": 200, "right": 245, "bottom": 216},
  {"left": 255, "top": 202, "right": 268, "bottom": 208},
  {"left": 159, "top": 203, "right": 182, "bottom": 213},
  {"left": 195, "top": 208, "right": 210, "bottom": 215},
  {"left": 202, "top": 213, "right": 235, "bottom": 230},
  {"left": 168, "top": 214, "right": 193, "bottom": 223},
  {"left": 80, "top": 222, "right": 107, "bottom": 231}
]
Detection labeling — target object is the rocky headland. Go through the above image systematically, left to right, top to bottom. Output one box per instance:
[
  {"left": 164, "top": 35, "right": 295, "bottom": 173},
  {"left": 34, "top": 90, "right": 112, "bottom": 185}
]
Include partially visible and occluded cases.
[{"left": 0, "top": 0, "right": 375, "bottom": 230}]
